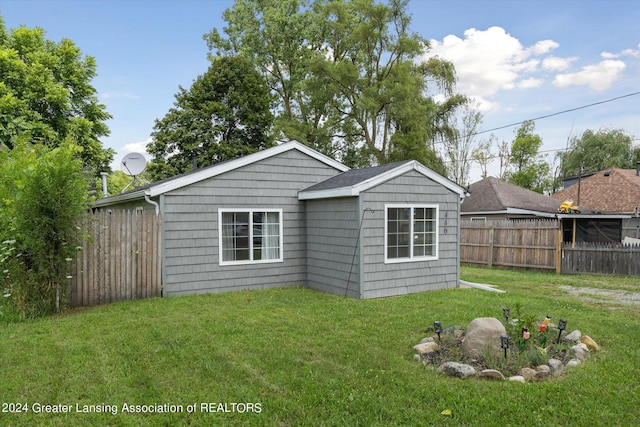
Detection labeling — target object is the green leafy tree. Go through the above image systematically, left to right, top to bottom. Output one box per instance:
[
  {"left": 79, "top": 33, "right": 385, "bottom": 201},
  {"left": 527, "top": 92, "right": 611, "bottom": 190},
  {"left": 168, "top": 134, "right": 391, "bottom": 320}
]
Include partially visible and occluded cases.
[
  {"left": 205, "top": 0, "right": 466, "bottom": 169},
  {"left": 0, "top": 18, "right": 113, "bottom": 175},
  {"left": 147, "top": 56, "right": 274, "bottom": 181},
  {"left": 506, "top": 121, "right": 550, "bottom": 193},
  {"left": 558, "top": 128, "right": 639, "bottom": 177},
  {"left": 0, "top": 142, "right": 88, "bottom": 318}
]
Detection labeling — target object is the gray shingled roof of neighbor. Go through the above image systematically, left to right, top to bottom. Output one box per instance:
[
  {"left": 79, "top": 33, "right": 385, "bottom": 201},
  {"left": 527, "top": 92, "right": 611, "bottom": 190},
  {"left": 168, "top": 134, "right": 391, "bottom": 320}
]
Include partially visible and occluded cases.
[
  {"left": 461, "top": 176, "right": 625, "bottom": 218},
  {"left": 462, "top": 177, "right": 562, "bottom": 214}
]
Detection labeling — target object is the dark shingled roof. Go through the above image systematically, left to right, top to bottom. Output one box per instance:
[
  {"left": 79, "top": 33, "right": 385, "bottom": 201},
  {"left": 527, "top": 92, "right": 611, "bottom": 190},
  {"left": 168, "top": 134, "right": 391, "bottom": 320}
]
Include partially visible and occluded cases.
[
  {"left": 302, "top": 160, "right": 412, "bottom": 192},
  {"left": 551, "top": 168, "right": 640, "bottom": 214},
  {"left": 462, "top": 177, "right": 562, "bottom": 214}
]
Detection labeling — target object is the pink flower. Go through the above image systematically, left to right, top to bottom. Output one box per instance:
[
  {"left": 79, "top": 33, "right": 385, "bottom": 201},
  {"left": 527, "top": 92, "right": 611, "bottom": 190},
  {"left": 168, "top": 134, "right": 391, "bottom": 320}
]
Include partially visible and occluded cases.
[{"left": 523, "top": 331, "right": 531, "bottom": 340}]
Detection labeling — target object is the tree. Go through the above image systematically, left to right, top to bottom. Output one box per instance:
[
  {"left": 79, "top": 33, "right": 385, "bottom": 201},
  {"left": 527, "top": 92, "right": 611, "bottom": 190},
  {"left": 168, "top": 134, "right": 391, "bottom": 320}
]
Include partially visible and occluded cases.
[
  {"left": 205, "top": 0, "right": 467, "bottom": 169},
  {"left": 0, "top": 18, "right": 113, "bottom": 174},
  {"left": 147, "top": 56, "right": 274, "bottom": 181},
  {"left": 441, "top": 103, "right": 483, "bottom": 185},
  {"left": 506, "top": 121, "right": 550, "bottom": 193},
  {"left": 558, "top": 128, "right": 639, "bottom": 177},
  {"left": 471, "top": 135, "right": 497, "bottom": 180},
  {"left": 0, "top": 142, "right": 88, "bottom": 318}
]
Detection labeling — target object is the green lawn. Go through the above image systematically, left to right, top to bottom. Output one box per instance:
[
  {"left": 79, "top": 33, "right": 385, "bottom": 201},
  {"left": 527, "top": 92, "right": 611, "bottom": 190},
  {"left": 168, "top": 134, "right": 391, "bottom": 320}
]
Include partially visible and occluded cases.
[{"left": 1, "top": 267, "right": 639, "bottom": 426}]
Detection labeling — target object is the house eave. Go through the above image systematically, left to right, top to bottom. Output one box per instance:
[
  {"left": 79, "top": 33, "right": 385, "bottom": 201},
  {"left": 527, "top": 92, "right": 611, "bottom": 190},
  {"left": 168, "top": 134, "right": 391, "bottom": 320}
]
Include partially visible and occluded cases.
[{"left": 91, "top": 189, "right": 148, "bottom": 207}]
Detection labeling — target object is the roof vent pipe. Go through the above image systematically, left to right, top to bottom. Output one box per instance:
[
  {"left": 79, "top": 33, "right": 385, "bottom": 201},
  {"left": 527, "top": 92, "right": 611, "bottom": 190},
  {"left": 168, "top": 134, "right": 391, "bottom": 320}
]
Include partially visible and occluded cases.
[{"left": 100, "top": 172, "right": 109, "bottom": 198}]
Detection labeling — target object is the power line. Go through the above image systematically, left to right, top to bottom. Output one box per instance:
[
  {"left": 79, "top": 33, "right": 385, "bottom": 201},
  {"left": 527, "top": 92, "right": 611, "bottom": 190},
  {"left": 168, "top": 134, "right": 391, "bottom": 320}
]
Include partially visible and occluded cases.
[{"left": 473, "top": 91, "right": 640, "bottom": 137}]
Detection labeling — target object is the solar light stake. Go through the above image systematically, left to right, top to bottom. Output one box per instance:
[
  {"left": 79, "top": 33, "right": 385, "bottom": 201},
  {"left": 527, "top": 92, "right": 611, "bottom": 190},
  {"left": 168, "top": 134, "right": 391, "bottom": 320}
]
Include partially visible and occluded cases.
[
  {"left": 503, "top": 307, "right": 510, "bottom": 323},
  {"left": 557, "top": 319, "right": 567, "bottom": 344},
  {"left": 433, "top": 321, "right": 442, "bottom": 343},
  {"left": 500, "top": 335, "right": 510, "bottom": 359}
]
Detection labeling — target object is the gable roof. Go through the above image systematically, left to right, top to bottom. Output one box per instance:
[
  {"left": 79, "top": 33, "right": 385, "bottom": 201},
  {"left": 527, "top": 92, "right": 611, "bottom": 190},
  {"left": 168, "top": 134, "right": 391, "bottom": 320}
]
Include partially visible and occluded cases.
[
  {"left": 93, "top": 141, "right": 349, "bottom": 207},
  {"left": 298, "top": 160, "right": 467, "bottom": 200},
  {"left": 551, "top": 168, "right": 640, "bottom": 214},
  {"left": 462, "top": 177, "right": 562, "bottom": 215},
  {"left": 463, "top": 177, "right": 628, "bottom": 218}
]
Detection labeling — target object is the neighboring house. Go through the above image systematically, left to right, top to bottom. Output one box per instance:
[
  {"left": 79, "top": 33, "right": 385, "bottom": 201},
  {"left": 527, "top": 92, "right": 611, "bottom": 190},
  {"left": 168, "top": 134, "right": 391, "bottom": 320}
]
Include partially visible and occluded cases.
[
  {"left": 93, "top": 141, "right": 467, "bottom": 299},
  {"left": 551, "top": 166, "right": 640, "bottom": 239},
  {"left": 462, "top": 177, "right": 629, "bottom": 243}
]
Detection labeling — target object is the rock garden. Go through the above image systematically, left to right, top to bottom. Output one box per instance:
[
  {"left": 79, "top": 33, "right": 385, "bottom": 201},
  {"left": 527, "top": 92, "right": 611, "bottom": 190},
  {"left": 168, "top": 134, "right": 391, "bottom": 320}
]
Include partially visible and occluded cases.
[{"left": 413, "top": 304, "right": 600, "bottom": 382}]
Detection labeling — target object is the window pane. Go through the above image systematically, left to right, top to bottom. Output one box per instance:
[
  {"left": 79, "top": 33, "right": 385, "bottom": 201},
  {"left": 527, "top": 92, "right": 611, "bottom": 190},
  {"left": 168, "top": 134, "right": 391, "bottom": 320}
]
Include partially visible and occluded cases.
[
  {"left": 387, "top": 208, "right": 410, "bottom": 259},
  {"left": 413, "top": 208, "right": 435, "bottom": 258},
  {"left": 221, "top": 212, "right": 250, "bottom": 261}
]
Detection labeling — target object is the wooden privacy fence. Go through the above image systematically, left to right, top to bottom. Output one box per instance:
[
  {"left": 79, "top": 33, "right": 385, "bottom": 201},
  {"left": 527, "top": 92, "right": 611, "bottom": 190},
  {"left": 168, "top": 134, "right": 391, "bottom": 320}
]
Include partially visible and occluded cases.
[
  {"left": 68, "top": 210, "right": 162, "bottom": 307},
  {"left": 460, "top": 219, "right": 560, "bottom": 271},
  {"left": 461, "top": 219, "right": 640, "bottom": 276},
  {"left": 562, "top": 242, "right": 640, "bottom": 276}
]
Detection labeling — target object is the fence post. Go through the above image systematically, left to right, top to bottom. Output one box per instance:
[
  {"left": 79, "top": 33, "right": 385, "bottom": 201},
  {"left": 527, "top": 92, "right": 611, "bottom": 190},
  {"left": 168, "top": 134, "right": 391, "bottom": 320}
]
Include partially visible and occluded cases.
[
  {"left": 488, "top": 225, "right": 494, "bottom": 268},
  {"left": 555, "top": 229, "right": 562, "bottom": 274}
]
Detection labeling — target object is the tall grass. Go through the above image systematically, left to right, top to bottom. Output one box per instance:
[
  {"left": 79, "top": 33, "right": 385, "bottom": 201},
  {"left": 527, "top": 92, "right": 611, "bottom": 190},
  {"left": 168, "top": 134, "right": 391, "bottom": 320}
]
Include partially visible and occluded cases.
[{"left": 1, "top": 267, "right": 639, "bottom": 426}]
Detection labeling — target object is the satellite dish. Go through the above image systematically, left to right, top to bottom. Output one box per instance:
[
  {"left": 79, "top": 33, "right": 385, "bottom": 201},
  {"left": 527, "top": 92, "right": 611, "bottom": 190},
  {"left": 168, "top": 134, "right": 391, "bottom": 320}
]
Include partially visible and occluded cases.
[{"left": 121, "top": 152, "right": 147, "bottom": 176}]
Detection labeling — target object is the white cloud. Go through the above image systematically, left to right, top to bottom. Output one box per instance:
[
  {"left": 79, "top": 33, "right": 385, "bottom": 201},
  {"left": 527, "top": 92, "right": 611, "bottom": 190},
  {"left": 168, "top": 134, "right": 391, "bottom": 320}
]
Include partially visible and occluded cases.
[
  {"left": 423, "top": 26, "right": 561, "bottom": 98},
  {"left": 542, "top": 56, "right": 576, "bottom": 71},
  {"left": 553, "top": 59, "right": 626, "bottom": 91},
  {"left": 517, "top": 77, "right": 544, "bottom": 89},
  {"left": 100, "top": 92, "right": 140, "bottom": 100},
  {"left": 122, "top": 138, "right": 151, "bottom": 154}
]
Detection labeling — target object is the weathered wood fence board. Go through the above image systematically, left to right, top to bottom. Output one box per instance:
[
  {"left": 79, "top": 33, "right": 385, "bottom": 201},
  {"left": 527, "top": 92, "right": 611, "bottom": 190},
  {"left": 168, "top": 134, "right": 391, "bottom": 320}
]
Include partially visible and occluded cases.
[
  {"left": 68, "top": 210, "right": 162, "bottom": 306},
  {"left": 461, "top": 219, "right": 558, "bottom": 270},
  {"left": 461, "top": 219, "right": 640, "bottom": 277},
  {"left": 561, "top": 242, "right": 640, "bottom": 276}
]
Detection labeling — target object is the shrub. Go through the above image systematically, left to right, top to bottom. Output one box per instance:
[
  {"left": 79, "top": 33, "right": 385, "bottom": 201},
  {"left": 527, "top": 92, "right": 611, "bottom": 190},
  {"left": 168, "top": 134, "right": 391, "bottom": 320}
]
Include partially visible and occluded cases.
[{"left": 0, "top": 142, "right": 88, "bottom": 318}]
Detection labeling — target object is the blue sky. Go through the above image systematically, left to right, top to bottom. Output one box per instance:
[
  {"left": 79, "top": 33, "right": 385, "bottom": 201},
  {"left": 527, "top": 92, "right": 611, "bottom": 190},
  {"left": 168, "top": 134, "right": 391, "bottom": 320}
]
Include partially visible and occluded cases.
[{"left": 2, "top": 0, "right": 639, "bottom": 182}]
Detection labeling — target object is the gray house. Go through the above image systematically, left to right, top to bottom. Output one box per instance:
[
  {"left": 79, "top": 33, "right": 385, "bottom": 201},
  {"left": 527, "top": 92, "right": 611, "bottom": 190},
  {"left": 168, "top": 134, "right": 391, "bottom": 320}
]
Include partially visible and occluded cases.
[{"left": 94, "top": 141, "right": 467, "bottom": 299}]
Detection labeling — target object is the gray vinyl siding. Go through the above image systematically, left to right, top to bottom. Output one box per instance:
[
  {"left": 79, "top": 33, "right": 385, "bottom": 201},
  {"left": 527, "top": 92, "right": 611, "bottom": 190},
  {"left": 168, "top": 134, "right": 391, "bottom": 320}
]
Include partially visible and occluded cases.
[
  {"left": 161, "top": 150, "right": 342, "bottom": 296},
  {"left": 358, "top": 170, "right": 461, "bottom": 299},
  {"left": 305, "top": 198, "right": 360, "bottom": 298}
]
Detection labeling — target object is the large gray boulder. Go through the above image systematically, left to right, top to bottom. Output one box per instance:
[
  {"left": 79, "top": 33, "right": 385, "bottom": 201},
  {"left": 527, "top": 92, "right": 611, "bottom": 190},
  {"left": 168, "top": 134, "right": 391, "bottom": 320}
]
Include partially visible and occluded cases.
[{"left": 462, "top": 317, "right": 507, "bottom": 358}]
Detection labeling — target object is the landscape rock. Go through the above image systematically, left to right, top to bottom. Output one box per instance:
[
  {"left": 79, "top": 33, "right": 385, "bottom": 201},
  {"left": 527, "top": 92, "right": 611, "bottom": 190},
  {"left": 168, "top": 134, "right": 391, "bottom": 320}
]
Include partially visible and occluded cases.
[
  {"left": 462, "top": 317, "right": 506, "bottom": 358},
  {"left": 453, "top": 329, "right": 465, "bottom": 339},
  {"left": 565, "top": 330, "right": 582, "bottom": 343},
  {"left": 581, "top": 335, "right": 599, "bottom": 351},
  {"left": 420, "top": 336, "right": 435, "bottom": 344},
  {"left": 413, "top": 341, "right": 439, "bottom": 355},
  {"left": 571, "top": 343, "right": 590, "bottom": 361},
  {"left": 413, "top": 354, "right": 422, "bottom": 362},
  {"left": 547, "top": 358, "right": 565, "bottom": 375},
  {"left": 566, "top": 358, "right": 582, "bottom": 367},
  {"left": 437, "top": 362, "right": 477, "bottom": 379},
  {"left": 534, "top": 365, "right": 551, "bottom": 380},
  {"left": 519, "top": 367, "right": 536, "bottom": 380},
  {"left": 479, "top": 369, "right": 505, "bottom": 381},
  {"left": 508, "top": 375, "right": 526, "bottom": 383}
]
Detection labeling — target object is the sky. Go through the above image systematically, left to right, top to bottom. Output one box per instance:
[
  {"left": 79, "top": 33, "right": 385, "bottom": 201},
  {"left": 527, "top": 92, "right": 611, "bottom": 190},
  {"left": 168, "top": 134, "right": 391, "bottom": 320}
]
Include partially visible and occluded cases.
[{"left": 1, "top": 0, "right": 639, "bottom": 183}]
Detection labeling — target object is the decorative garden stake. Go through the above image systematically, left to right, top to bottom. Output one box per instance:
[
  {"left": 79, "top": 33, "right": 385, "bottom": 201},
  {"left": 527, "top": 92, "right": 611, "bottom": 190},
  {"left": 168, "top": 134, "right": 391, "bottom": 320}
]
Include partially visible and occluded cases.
[
  {"left": 503, "top": 308, "right": 510, "bottom": 323},
  {"left": 557, "top": 319, "right": 567, "bottom": 344},
  {"left": 433, "top": 321, "right": 442, "bottom": 343},
  {"left": 500, "top": 335, "right": 510, "bottom": 359}
]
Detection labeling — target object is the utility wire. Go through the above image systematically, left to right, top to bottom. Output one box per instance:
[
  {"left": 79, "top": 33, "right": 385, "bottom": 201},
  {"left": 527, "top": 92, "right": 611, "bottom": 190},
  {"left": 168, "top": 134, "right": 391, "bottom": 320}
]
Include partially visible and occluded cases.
[{"left": 472, "top": 91, "right": 640, "bottom": 137}]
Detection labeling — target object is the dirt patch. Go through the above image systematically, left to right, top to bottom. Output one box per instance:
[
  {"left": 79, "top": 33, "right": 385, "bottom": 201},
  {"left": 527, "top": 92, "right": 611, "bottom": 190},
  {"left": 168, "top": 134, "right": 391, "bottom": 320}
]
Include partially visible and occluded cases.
[{"left": 559, "top": 285, "right": 640, "bottom": 306}]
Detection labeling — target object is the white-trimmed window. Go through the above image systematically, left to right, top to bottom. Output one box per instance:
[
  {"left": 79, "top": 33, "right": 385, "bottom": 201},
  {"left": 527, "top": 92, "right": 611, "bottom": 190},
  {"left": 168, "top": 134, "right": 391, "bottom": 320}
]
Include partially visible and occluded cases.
[
  {"left": 385, "top": 204, "right": 438, "bottom": 262},
  {"left": 219, "top": 209, "right": 283, "bottom": 265}
]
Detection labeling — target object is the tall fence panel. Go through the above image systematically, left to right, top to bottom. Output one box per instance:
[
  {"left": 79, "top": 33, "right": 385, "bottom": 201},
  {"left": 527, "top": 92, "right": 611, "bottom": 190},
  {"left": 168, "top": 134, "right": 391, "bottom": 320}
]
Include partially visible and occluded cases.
[
  {"left": 68, "top": 210, "right": 162, "bottom": 307},
  {"left": 460, "top": 219, "right": 559, "bottom": 271},
  {"left": 561, "top": 242, "right": 640, "bottom": 276}
]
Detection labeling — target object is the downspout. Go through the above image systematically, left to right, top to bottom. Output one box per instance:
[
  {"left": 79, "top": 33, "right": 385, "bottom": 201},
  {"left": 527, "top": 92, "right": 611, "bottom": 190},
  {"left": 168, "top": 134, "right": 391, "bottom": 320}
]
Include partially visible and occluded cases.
[{"left": 144, "top": 193, "right": 160, "bottom": 215}]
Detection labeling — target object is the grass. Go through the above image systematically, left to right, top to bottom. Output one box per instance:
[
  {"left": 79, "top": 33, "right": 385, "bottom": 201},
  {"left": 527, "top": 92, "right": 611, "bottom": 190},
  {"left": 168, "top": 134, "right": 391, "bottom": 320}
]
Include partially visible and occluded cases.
[{"left": 1, "top": 266, "right": 639, "bottom": 426}]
